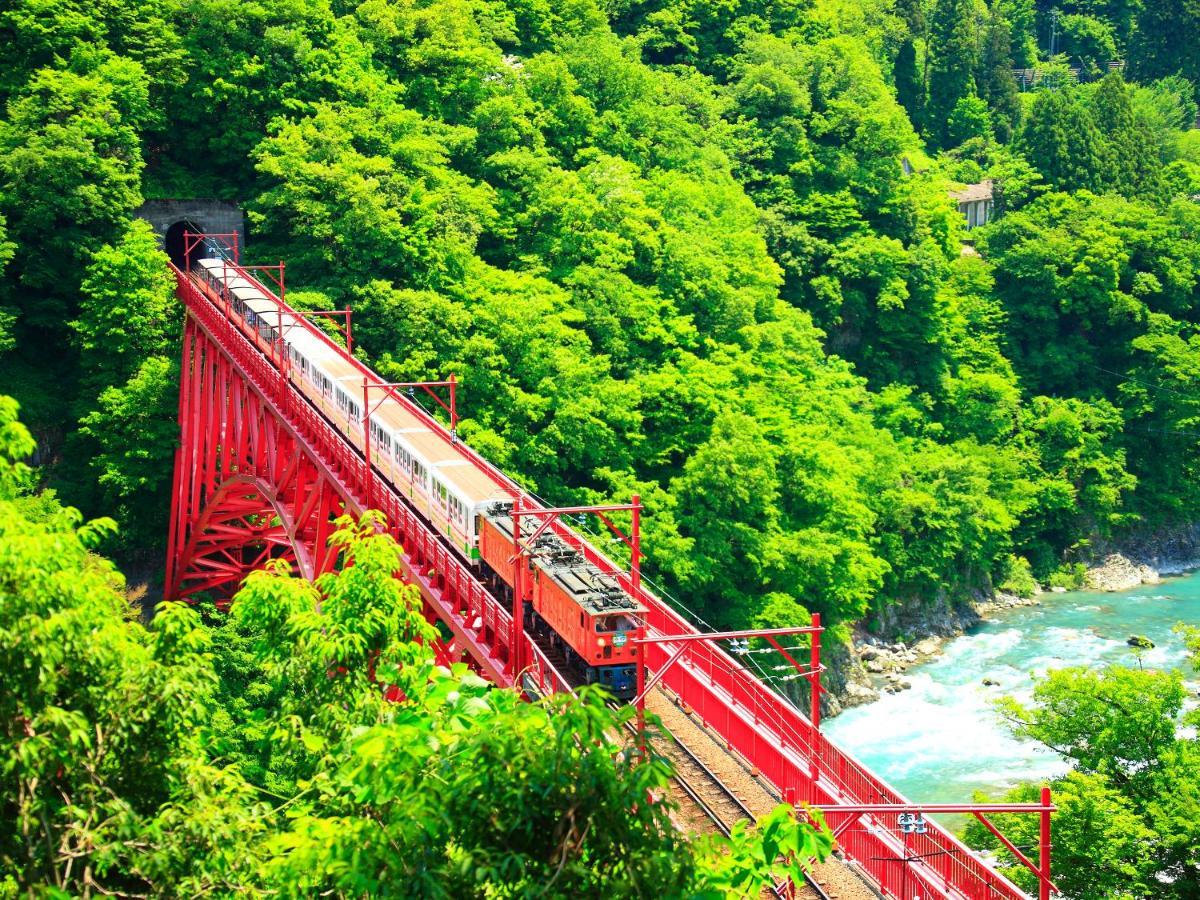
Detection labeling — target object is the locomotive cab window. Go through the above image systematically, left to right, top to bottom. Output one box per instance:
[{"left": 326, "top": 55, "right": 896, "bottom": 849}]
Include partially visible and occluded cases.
[{"left": 595, "top": 614, "right": 639, "bottom": 633}]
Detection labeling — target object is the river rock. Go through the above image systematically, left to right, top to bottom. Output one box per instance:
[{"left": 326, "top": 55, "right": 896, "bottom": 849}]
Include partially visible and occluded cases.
[
  {"left": 1086, "top": 554, "right": 1161, "bottom": 592},
  {"left": 1127, "top": 635, "right": 1155, "bottom": 650},
  {"left": 913, "top": 637, "right": 942, "bottom": 657},
  {"left": 982, "top": 677, "right": 1000, "bottom": 686},
  {"left": 842, "top": 681, "right": 881, "bottom": 707}
]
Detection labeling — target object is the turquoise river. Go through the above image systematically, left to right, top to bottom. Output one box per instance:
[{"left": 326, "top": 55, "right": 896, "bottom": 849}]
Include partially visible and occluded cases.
[{"left": 823, "top": 574, "right": 1200, "bottom": 803}]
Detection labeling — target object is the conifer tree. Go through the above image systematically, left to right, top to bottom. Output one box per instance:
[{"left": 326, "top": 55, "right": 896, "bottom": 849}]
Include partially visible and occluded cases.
[
  {"left": 893, "top": 0, "right": 926, "bottom": 133},
  {"left": 926, "top": 0, "right": 980, "bottom": 147},
  {"left": 1130, "top": 0, "right": 1200, "bottom": 102},
  {"left": 976, "top": 13, "right": 1022, "bottom": 143},
  {"left": 1091, "top": 72, "right": 1159, "bottom": 198},
  {"left": 1018, "top": 89, "right": 1105, "bottom": 193}
]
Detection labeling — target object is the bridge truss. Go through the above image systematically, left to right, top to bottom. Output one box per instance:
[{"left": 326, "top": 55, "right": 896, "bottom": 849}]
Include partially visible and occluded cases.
[{"left": 164, "top": 240, "right": 1049, "bottom": 900}]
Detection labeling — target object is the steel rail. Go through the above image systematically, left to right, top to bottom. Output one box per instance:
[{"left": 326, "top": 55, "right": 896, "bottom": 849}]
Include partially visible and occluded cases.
[{"left": 612, "top": 701, "right": 831, "bottom": 900}]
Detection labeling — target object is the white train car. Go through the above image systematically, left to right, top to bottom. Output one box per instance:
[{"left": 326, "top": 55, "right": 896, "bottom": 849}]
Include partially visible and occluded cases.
[{"left": 195, "top": 258, "right": 509, "bottom": 561}]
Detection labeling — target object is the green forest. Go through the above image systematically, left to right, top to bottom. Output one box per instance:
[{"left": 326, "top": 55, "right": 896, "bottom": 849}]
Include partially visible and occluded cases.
[
  {"left": 1, "top": 0, "right": 1199, "bottom": 894},
  {"left": 4, "top": 0, "right": 1200, "bottom": 637}
]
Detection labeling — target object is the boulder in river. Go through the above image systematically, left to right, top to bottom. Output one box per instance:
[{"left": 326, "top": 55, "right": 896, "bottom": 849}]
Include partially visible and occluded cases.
[{"left": 1127, "top": 635, "right": 1155, "bottom": 650}]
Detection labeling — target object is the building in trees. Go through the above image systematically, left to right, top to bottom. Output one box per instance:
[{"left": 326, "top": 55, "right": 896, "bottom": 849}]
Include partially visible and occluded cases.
[{"left": 950, "top": 180, "right": 995, "bottom": 228}]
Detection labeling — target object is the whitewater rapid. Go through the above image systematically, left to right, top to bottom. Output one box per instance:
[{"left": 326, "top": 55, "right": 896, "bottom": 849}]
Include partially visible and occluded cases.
[{"left": 823, "top": 578, "right": 1200, "bottom": 802}]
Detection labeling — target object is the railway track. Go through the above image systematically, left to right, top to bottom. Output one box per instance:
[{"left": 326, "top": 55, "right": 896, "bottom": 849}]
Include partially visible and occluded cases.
[{"left": 614, "top": 703, "right": 832, "bottom": 900}]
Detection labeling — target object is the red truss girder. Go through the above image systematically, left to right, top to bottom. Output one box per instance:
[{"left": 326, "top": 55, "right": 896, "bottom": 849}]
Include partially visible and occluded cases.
[
  {"left": 164, "top": 267, "right": 574, "bottom": 698},
  {"left": 165, "top": 319, "right": 348, "bottom": 600}
]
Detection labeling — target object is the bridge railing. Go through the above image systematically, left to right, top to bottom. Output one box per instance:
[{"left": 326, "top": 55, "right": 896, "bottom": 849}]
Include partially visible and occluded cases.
[
  {"left": 175, "top": 262, "right": 1026, "bottom": 900},
  {"left": 175, "top": 263, "right": 572, "bottom": 698},
  {"left": 538, "top": 510, "right": 1024, "bottom": 898}
]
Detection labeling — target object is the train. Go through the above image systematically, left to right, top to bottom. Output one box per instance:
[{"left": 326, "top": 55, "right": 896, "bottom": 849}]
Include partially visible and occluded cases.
[{"left": 192, "top": 257, "right": 648, "bottom": 698}]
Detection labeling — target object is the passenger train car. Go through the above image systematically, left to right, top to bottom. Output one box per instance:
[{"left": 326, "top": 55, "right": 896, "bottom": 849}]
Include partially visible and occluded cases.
[{"left": 193, "top": 257, "right": 647, "bottom": 697}]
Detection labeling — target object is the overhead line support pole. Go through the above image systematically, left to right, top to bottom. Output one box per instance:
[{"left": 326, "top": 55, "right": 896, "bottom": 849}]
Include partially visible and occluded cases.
[
  {"left": 511, "top": 496, "right": 523, "bottom": 677},
  {"left": 632, "top": 623, "right": 825, "bottom": 768}
]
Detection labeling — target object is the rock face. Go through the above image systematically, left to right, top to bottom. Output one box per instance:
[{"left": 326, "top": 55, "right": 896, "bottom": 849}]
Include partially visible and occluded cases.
[
  {"left": 1085, "top": 554, "right": 1160, "bottom": 592},
  {"left": 827, "top": 591, "right": 1044, "bottom": 716}
]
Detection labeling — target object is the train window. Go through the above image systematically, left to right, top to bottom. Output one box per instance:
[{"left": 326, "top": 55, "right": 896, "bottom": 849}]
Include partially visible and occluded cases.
[
  {"left": 335, "top": 390, "right": 347, "bottom": 411},
  {"left": 370, "top": 420, "right": 391, "bottom": 451},
  {"left": 579, "top": 613, "right": 585, "bottom": 627},
  {"left": 595, "top": 614, "right": 639, "bottom": 633}
]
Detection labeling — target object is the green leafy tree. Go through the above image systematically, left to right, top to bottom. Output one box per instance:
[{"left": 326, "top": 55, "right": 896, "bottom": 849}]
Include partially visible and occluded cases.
[
  {"left": 1058, "top": 14, "right": 1117, "bottom": 80},
  {"left": 0, "top": 55, "right": 147, "bottom": 325},
  {"left": 947, "top": 94, "right": 993, "bottom": 145},
  {"left": 67, "top": 219, "right": 180, "bottom": 547},
  {"left": 72, "top": 219, "right": 177, "bottom": 399},
  {"left": 0, "top": 396, "right": 257, "bottom": 895},
  {"left": 225, "top": 513, "right": 832, "bottom": 896},
  {"left": 968, "top": 658, "right": 1200, "bottom": 898},
  {"left": 963, "top": 772, "right": 1157, "bottom": 898}
]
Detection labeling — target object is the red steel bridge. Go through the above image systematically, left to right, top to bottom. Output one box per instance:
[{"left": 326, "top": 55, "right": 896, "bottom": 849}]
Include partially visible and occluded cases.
[{"left": 164, "top": 238, "right": 1055, "bottom": 900}]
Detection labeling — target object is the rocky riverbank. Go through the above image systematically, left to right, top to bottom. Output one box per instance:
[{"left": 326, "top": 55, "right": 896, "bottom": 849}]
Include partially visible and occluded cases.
[
  {"left": 1085, "top": 523, "right": 1200, "bottom": 590},
  {"left": 826, "top": 525, "right": 1200, "bottom": 715},
  {"left": 1085, "top": 550, "right": 1200, "bottom": 591},
  {"left": 833, "top": 592, "right": 1042, "bottom": 713}
]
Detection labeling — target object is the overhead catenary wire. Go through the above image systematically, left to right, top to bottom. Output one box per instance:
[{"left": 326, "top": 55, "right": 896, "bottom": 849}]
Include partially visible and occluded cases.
[{"left": 1084, "top": 362, "right": 1200, "bottom": 403}]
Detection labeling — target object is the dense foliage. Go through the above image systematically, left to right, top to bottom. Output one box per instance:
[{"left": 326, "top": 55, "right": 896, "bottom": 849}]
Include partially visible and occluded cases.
[
  {"left": 0, "top": 0, "right": 1197, "bottom": 654},
  {"left": 1, "top": 0, "right": 1199, "bottom": 892},
  {"left": 0, "top": 397, "right": 829, "bottom": 895},
  {"left": 963, "top": 642, "right": 1200, "bottom": 899}
]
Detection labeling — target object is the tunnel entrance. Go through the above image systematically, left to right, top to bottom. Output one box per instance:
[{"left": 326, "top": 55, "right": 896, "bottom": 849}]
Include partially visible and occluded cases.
[{"left": 164, "top": 220, "right": 203, "bottom": 269}]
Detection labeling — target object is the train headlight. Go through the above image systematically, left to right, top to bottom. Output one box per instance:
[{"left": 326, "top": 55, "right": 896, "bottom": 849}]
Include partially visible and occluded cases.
[{"left": 597, "top": 638, "right": 607, "bottom": 647}]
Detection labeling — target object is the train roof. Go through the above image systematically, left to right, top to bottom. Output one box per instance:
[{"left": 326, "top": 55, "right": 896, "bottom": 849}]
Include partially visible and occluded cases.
[
  {"left": 197, "top": 258, "right": 510, "bottom": 508},
  {"left": 484, "top": 507, "right": 648, "bottom": 616}
]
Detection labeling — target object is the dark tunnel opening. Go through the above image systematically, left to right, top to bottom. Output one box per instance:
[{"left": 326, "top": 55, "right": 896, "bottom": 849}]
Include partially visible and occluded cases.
[{"left": 164, "top": 220, "right": 204, "bottom": 269}]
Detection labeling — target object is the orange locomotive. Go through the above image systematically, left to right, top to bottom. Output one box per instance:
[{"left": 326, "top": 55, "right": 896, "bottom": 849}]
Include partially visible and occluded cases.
[{"left": 479, "top": 504, "right": 646, "bottom": 698}]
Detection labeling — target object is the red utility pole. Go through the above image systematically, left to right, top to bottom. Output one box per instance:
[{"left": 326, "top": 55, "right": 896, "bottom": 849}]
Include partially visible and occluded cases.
[
  {"left": 511, "top": 496, "right": 523, "bottom": 677},
  {"left": 632, "top": 624, "right": 825, "bottom": 764},
  {"left": 1040, "top": 784, "right": 1053, "bottom": 900},
  {"left": 813, "top": 800, "right": 1060, "bottom": 898}
]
